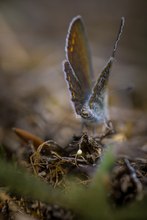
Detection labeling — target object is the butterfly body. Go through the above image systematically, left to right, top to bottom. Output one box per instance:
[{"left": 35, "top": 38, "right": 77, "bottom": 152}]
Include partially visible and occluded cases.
[
  {"left": 63, "top": 16, "right": 124, "bottom": 129},
  {"left": 80, "top": 95, "right": 108, "bottom": 124}
]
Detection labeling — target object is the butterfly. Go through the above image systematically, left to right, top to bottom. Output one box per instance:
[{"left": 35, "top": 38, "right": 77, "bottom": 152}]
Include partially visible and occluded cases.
[{"left": 63, "top": 15, "right": 125, "bottom": 129}]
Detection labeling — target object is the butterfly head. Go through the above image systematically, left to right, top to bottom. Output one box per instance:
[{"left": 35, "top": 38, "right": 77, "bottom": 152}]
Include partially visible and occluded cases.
[
  {"left": 80, "top": 101, "right": 108, "bottom": 123},
  {"left": 80, "top": 106, "right": 93, "bottom": 120}
]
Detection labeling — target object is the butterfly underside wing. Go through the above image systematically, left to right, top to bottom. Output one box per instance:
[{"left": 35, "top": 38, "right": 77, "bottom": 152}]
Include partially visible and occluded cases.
[
  {"left": 89, "top": 17, "right": 125, "bottom": 114},
  {"left": 89, "top": 59, "right": 112, "bottom": 107},
  {"left": 63, "top": 61, "right": 85, "bottom": 114}
]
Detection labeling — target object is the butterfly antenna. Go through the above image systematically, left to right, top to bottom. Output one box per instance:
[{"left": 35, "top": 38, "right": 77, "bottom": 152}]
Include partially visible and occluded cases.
[{"left": 112, "top": 17, "right": 125, "bottom": 59}]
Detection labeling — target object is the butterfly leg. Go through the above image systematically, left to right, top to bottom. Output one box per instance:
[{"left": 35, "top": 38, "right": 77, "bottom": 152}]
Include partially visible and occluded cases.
[
  {"left": 103, "top": 119, "right": 115, "bottom": 137},
  {"left": 105, "top": 119, "right": 115, "bottom": 135},
  {"left": 97, "top": 120, "right": 115, "bottom": 140},
  {"left": 105, "top": 120, "right": 115, "bottom": 133},
  {"left": 81, "top": 121, "right": 88, "bottom": 133},
  {"left": 81, "top": 121, "right": 97, "bottom": 137},
  {"left": 91, "top": 124, "right": 97, "bottom": 136}
]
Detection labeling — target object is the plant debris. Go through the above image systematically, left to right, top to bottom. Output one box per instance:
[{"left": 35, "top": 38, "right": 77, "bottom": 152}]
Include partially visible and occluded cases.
[{"left": 0, "top": 126, "right": 147, "bottom": 220}]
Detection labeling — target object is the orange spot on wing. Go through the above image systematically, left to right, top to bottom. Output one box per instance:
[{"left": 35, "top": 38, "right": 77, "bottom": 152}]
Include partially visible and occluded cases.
[
  {"left": 71, "top": 38, "right": 75, "bottom": 45},
  {"left": 70, "top": 47, "right": 73, "bottom": 52}
]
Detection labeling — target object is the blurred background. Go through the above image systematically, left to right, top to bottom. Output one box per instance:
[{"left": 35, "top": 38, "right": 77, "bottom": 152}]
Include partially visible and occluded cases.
[{"left": 0, "top": 0, "right": 147, "bottom": 147}]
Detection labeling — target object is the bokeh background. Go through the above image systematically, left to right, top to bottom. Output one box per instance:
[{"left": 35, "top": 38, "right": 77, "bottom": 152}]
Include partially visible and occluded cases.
[{"left": 0, "top": 0, "right": 147, "bottom": 146}]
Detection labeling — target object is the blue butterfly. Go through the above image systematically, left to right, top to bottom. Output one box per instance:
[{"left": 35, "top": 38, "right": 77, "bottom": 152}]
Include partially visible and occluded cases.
[{"left": 63, "top": 16, "right": 125, "bottom": 130}]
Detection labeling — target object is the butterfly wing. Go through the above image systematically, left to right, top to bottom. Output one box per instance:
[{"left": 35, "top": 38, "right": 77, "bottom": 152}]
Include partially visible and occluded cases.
[
  {"left": 65, "top": 15, "right": 93, "bottom": 97},
  {"left": 89, "top": 17, "right": 125, "bottom": 108},
  {"left": 89, "top": 58, "right": 113, "bottom": 108},
  {"left": 63, "top": 60, "right": 85, "bottom": 115}
]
